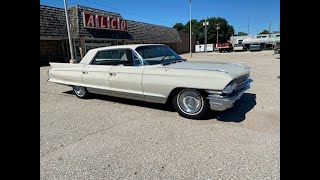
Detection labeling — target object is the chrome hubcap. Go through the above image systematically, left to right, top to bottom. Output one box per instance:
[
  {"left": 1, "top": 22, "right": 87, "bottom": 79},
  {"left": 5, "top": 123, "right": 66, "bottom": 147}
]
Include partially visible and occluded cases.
[
  {"left": 73, "top": 86, "right": 85, "bottom": 97},
  {"left": 177, "top": 90, "right": 203, "bottom": 115},
  {"left": 183, "top": 96, "right": 200, "bottom": 110}
]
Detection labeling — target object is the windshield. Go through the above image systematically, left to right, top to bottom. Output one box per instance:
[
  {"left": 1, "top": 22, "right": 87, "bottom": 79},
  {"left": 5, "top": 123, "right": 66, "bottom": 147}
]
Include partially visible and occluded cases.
[{"left": 135, "top": 45, "right": 184, "bottom": 65}]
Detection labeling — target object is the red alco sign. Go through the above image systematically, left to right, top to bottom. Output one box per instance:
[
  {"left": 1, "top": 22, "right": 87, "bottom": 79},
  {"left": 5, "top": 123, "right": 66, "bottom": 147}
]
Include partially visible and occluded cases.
[
  {"left": 83, "top": 12, "right": 128, "bottom": 31},
  {"left": 83, "top": 12, "right": 96, "bottom": 27},
  {"left": 97, "top": 15, "right": 108, "bottom": 29},
  {"left": 109, "top": 17, "right": 118, "bottom": 29}
]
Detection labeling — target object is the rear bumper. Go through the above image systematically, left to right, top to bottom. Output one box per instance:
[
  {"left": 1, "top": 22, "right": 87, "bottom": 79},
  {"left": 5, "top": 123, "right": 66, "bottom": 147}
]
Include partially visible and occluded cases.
[{"left": 207, "top": 81, "right": 251, "bottom": 111}]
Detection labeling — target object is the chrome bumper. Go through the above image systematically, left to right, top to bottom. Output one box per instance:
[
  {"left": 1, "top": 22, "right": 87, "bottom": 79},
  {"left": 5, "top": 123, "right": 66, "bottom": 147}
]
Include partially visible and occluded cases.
[{"left": 207, "top": 81, "right": 251, "bottom": 111}]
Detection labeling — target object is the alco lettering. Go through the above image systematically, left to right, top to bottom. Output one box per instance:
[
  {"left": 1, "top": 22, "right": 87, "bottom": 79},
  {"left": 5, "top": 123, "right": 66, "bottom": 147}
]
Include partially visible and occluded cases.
[{"left": 83, "top": 12, "right": 127, "bottom": 31}]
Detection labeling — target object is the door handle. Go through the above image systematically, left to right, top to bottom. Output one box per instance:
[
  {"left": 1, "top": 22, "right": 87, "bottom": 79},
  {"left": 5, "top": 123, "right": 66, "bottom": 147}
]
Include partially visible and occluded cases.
[
  {"left": 82, "top": 71, "right": 88, "bottom": 74},
  {"left": 109, "top": 72, "right": 116, "bottom": 76}
]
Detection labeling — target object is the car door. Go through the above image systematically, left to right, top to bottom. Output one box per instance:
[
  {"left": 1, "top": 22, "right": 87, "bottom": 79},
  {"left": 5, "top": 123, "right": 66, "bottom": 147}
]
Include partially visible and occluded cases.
[
  {"left": 108, "top": 49, "right": 145, "bottom": 101},
  {"left": 81, "top": 50, "right": 118, "bottom": 91}
]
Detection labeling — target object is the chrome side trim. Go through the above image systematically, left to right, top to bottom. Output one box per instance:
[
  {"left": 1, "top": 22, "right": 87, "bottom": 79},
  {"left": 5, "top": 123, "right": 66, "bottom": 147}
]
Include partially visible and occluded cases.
[
  {"left": 167, "top": 67, "right": 229, "bottom": 73},
  {"left": 86, "top": 87, "right": 166, "bottom": 103},
  {"left": 86, "top": 87, "right": 113, "bottom": 96},
  {"left": 112, "top": 91, "right": 146, "bottom": 102},
  {"left": 145, "top": 95, "right": 167, "bottom": 104}
]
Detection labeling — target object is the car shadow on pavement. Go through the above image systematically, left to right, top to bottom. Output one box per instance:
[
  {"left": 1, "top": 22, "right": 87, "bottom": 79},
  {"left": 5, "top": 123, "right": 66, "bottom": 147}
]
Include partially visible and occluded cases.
[
  {"left": 63, "top": 90, "right": 176, "bottom": 112},
  {"left": 63, "top": 91, "right": 256, "bottom": 121},
  {"left": 208, "top": 93, "right": 257, "bottom": 122}
]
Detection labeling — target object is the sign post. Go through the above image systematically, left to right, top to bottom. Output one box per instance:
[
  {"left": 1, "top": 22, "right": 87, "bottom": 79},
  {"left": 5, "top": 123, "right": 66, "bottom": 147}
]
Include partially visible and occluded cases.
[
  {"left": 63, "top": 0, "right": 76, "bottom": 63},
  {"left": 203, "top": 19, "right": 209, "bottom": 53}
]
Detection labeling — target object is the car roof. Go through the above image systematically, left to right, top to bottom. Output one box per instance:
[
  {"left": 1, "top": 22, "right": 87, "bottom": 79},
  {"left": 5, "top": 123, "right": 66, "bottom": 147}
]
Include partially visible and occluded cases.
[{"left": 91, "top": 44, "right": 165, "bottom": 51}]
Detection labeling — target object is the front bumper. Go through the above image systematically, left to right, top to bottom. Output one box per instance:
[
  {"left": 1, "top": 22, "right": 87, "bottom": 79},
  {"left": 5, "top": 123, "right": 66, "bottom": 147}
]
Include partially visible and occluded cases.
[{"left": 207, "top": 80, "right": 251, "bottom": 111}]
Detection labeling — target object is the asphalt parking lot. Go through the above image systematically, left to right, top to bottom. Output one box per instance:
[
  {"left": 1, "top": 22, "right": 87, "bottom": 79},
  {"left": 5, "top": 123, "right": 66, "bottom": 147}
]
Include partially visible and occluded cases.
[{"left": 40, "top": 50, "right": 280, "bottom": 179}]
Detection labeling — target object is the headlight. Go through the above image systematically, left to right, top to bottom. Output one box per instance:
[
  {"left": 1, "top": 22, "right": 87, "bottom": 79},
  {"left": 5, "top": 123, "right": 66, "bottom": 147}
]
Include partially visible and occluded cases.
[{"left": 223, "top": 81, "right": 237, "bottom": 94}]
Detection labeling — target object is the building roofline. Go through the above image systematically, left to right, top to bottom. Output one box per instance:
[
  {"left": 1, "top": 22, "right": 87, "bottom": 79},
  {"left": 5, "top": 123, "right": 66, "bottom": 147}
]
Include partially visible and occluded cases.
[
  {"left": 40, "top": 4, "right": 66, "bottom": 11},
  {"left": 40, "top": 4, "right": 173, "bottom": 29},
  {"left": 40, "top": 4, "right": 120, "bottom": 16},
  {"left": 74, "top": 4, "right": 121, "bottom": 16},
  {"left": 127, "top": 20, "right": 173, "bottom": 29}
]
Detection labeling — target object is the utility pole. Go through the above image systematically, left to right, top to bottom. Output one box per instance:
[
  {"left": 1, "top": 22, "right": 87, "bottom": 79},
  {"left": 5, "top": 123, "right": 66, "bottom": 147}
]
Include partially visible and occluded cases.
[
  {"left": 63, "top": 0, "right": 76, "bottom": 63},
  {"left": 189, "top": 0, "right": 192, "bottom": 58},
  {"left": 248, "top": 17, "right": 250, "bottom": 36},
  {"left": 203, "top": 18, "right": 209, "bottom": 53},
  {"left": 269, "top": 20, "right": 272, "bottom": 37},
  {"left": 216, "top": 24, "right": 220, "bottom": 47}
]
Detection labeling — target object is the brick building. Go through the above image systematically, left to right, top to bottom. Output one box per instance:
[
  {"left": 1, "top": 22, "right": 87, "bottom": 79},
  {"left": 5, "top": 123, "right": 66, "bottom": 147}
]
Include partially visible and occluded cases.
[{"left": 40, "top": 5, "right": 195, "bottom": 65}]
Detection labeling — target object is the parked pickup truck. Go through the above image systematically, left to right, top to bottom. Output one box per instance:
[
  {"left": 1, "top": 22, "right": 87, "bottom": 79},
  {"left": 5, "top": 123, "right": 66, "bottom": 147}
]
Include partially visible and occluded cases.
[
  {"left": 216, "top": 42, "right": 234, "bottom": 53},
  {"left": 48, "top": 44, "right": 251, "bottom": 119}
]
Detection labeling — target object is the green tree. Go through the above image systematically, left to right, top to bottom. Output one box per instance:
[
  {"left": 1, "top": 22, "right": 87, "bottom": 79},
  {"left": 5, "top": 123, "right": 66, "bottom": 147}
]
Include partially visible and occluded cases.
[
  {"left": 172, "top": 17, "right": 235, "bottom": 44},
  {"left": 206, "top": 17, "right": 234, "bottom": 44},
  {"left": 184, "top": 19, "right": 202, "bottom": 43},
  {"left": 173, "top": 23, "right": 186, "bottom": 32},
  {"left": 258, "top": 29, "right": 270, "bottom": 34},
  {"left": 237, "top": 32, "right": 248, "bottom": 36}
]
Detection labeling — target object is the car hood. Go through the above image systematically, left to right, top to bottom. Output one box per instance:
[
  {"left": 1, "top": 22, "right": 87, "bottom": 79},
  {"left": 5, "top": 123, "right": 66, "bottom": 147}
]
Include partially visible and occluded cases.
[{"left": 165, "top": 61, "right": 250, "bottom": 78}]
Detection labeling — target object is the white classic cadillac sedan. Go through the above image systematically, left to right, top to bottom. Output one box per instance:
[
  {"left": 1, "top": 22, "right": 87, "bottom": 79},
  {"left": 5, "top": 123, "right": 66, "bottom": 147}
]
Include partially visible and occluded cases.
[{"left": 48, "top": 44, "right": 251, "bottom": 119}]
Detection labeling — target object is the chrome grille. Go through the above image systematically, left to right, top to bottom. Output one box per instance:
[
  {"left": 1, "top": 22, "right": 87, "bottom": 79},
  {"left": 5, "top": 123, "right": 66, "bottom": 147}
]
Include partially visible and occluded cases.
[{"left": 234, "top": 74, "right": 249, "bottom": 91}]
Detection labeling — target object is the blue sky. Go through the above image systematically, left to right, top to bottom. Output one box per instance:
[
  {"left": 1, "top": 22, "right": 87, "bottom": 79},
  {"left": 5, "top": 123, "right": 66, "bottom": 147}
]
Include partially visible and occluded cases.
[{"left": 40, "top": 0, "right": 280, "bottom": 35}]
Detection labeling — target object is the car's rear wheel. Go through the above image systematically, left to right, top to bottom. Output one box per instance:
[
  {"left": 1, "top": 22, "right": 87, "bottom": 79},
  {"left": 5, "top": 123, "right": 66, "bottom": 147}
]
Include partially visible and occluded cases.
[
  {"left": 73, "top": 86, "right": 89, "bottom": 99},
  {"left": 173, "top": 89, "right": 209, "bottom": 119}
]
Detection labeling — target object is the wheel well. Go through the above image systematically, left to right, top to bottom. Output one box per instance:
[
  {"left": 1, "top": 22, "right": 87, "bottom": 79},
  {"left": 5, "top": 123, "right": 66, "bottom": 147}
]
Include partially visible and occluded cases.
[{"left": 165, "top": 87, "right": 208, "bottom": 104}]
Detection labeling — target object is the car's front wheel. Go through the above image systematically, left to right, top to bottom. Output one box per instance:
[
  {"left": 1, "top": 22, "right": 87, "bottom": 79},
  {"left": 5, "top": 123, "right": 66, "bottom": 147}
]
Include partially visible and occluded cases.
[
  {"left": 73, "top": 86, "right": 89, "bottom": 99},
  {"left": 173, "top": 89, "right": 210, "bottom": 119}
]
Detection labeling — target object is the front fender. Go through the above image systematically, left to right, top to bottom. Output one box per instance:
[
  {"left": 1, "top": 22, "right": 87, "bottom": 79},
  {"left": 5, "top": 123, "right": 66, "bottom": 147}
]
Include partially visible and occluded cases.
[{"left": 142, "top": 67, "right": 232, "bottom": 103}]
